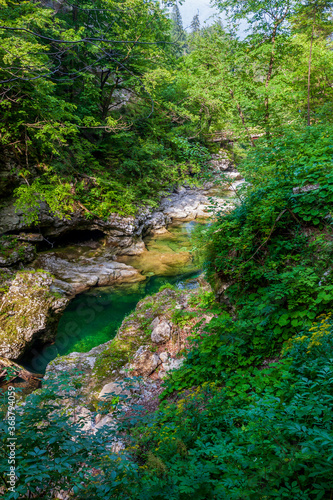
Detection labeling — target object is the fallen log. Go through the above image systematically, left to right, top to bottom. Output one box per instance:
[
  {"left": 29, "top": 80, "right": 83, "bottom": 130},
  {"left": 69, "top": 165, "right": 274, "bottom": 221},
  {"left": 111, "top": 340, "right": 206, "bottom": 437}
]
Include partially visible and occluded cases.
[{"left": 0, "top": 357, "right": 43, "bottom": 391}]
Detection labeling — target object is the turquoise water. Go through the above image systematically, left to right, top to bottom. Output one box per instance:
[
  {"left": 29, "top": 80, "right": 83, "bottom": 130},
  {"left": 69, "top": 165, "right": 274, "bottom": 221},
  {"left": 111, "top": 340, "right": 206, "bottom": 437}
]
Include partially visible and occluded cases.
[
  {"left": 27, "top": 221, "right": 203, "bottom": 373},
  {"left": 56, "top": 271, "right": 200, "bottom": 356}
]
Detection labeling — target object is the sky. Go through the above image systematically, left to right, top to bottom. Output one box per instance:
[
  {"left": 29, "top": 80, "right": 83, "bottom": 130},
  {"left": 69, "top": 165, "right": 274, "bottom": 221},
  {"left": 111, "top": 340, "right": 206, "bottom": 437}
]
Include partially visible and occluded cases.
[{"left": 178, "top": 0, "right": 220, "bottom": 30}]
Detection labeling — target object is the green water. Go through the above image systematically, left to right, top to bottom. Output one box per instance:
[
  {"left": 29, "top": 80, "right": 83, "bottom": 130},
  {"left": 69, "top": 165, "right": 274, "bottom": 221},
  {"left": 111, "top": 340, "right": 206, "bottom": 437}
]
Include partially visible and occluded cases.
[
  {"left": 117, "top": 219, "right": 203, "bottom": 276},
  {"left": 28, "top": 221, "right": 203, "bottom": 373},
  {"left": 58, "top": 271, "right": 200, "bottom": 355}
]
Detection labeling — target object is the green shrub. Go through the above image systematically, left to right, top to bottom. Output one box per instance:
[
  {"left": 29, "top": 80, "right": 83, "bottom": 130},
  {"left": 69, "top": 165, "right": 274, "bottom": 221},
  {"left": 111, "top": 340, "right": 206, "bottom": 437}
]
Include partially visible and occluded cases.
[{"left": 129, "top": 315, "right": 333, "bottom": 499}]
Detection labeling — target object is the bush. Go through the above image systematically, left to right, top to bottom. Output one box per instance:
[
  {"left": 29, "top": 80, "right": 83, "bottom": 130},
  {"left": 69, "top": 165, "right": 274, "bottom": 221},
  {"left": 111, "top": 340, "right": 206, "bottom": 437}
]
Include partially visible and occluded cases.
[{"left": 129, "top": 315, "right": 333, "bottom": 499}]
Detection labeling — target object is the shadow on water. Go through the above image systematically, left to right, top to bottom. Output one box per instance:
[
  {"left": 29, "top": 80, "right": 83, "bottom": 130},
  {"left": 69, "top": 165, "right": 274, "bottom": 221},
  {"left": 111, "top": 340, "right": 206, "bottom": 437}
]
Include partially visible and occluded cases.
[{"left": 25, "top": 221, "right": 205, "bottom": 373}]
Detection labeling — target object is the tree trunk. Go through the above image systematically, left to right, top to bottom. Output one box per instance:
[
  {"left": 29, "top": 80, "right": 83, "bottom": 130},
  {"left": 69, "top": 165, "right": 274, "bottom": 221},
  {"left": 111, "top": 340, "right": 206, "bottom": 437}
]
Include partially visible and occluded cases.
[
  {"left": 264, "top": 7, "right": 290, "bottom": 138},
  {"left": 307, "top": 8, "right": 317, "bottom": 126},
  {"left": 264, "top": 24, "right": 278, "bottom": 138},
  {"left": 229, "top": 89, "right": 255, "bottom": 147}
]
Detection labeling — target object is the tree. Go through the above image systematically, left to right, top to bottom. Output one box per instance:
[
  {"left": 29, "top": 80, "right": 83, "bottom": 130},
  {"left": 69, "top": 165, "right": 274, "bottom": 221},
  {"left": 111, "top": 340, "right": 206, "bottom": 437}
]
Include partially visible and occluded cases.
[
  {"left": 0, "top": 0, "right": 196, "bottom": 218},
  {"left": 214, "top": 0, "right": 293, "bottom": 137},
  {"left": 293, "top": 0, "right": 333, "bottom": 125},
  {"left": 171, "top": 2, "right": 187, "bottom": 54},
  {"left": 190, "top": 12, "right": 201, "bottom": 33}
]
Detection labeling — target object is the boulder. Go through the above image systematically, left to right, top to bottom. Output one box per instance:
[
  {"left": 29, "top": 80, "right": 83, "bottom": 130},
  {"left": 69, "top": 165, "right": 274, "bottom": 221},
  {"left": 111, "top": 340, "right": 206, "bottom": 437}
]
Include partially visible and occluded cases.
[
  {"left": 209, "top": 150, "right": 231, "bottom": 172},
  {"left": 224, "top": 171, "right": 243, "bottom": 181},
  {"left": 150, "top": 316, "right": 161, "bottom": 330},
  {"left": 151, "top": 321, "right": 171, "bottom": 344},
  {"left": 159, "top": 351, "right": 169, "bottom": 363},
  {"left": 158, "top": 357, "right": 185, "bottom": 379},
  {"left": 162, "top": 357, "right": 185, "bottom": 372},
  {"left": 98, "top": 381, "right": 130, "bottom": 401}
]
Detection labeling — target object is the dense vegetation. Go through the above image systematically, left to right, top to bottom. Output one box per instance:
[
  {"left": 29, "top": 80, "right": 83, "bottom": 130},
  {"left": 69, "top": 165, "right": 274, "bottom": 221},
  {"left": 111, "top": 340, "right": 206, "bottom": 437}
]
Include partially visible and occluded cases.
[
  {"left": 0, "top": 0, "right": 210, "bottom": 219},
  {"left": 2, "top": 0, "right": 333, "bottom": 498}
]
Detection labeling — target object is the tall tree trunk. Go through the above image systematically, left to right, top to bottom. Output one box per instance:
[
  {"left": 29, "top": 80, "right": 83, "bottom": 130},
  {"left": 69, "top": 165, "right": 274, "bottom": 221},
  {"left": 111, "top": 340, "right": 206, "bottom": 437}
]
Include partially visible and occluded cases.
[
  {"left": 264, "top": 7, "right": 289, "bottom": 138},
  {"left": 307, "top": 8, "right": 317, "bottom": 126},
  {"left": 264, "top": 24, "right": 278, "bottom": 138},
  {"left": 229, "top": 89, "right": 255, "bottom": 147}
]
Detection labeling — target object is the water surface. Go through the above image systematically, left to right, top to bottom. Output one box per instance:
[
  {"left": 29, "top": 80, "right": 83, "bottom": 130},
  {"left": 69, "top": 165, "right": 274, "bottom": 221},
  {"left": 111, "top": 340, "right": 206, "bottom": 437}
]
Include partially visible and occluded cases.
[{"left": 28, "top": 221, "right": 203, "bottom": 372}]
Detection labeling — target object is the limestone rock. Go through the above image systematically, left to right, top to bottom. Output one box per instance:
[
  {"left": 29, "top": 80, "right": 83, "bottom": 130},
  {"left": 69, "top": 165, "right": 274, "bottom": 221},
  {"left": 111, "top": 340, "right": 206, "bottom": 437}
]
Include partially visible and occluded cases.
[
  {"left": 209, "top": 150, "right": 231, "bottom": 172},
  {"left": 224, "top": 171, "right": 243, "bottom": 181},
  {"left": 17, "top": 233, "right": 44, "bottom": 243},
  {"left": 0, "top": 238, "right": 36, "bottom": 267},
  {"left": 116, "top": 240, "right": 146, "bottom": 256},
  {"left": 33, "top": 253, "right": 146, "bottom": 295},
  {"left": 0, "top": 271, "right": 69, "bottom": 360},
  {"left": 150, "top": 316, "right": 160, "bottom": 330},
  {"left": 151, "top": 321, "right": 171, "bottom": 344},
  {"left": 129, "top": 346, "right": 161, "bottom": 377},
  {"left": 159, "top": 351, "right": 169, "bottom": 363},
  {"left": 158, "top": 357, "right": 185, "bottom": 379},
  {"left": 162, "top": 357, "right": 185, "bottom": 372},
  {"left": 98, "top": 381, "right": 129, "bottom": 401},
  {"left": 70, "top": 406, "right": 93, "bottom": 432},
  {"left": 94, "top": 414, "right": 115, "bottom": 431}
]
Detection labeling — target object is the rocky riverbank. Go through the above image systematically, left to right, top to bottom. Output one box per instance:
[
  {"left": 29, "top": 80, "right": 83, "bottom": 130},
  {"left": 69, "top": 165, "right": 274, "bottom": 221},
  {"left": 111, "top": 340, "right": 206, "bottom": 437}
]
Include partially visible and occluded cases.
[
  {"left": 0, "top": 159, "right": 241, "bottom": 367},
  {"left": 0, "top": 271, "right": 69, "bottom": 360},
  {"left": 44, "top": 277, "right": 213, "bottom": 428}
]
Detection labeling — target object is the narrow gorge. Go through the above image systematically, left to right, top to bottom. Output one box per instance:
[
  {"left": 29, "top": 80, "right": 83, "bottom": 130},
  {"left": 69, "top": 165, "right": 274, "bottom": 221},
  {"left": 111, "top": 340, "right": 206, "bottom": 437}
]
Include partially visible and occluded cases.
[
  {"left": 2, "top": 0, "right": 333, "bottom": 497},
  {"left": 0, "top": 165, "right": 240, "bottom": 393}
]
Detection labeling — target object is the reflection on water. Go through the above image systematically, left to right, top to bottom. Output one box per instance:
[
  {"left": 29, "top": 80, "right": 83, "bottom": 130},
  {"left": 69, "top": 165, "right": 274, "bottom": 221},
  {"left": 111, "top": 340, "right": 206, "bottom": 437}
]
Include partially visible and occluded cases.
[{"left": 117, "top": 220, "right": 204, "bottom": 277}]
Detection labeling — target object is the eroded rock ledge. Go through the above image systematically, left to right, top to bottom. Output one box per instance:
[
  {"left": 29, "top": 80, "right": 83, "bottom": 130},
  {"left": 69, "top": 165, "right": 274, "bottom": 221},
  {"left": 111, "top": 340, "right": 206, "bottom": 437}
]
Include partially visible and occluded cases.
[{"left": 0, "top": 177, "right": 238, "bottom": 260}]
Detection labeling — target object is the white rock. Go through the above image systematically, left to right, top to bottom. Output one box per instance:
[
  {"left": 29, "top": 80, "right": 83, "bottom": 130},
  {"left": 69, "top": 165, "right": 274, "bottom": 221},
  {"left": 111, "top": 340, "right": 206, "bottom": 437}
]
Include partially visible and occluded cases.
[
  {"left": 225, "top": 171, "right": 243, "bottom": 181},
  {"left": 150, "top": 316, "right": 161, "bottom": 329},
  {"left": 151, "top": 321, "right": 171, "bottom": 344},
  {"left": 129, "top": 346, "right": 162, "bottom": 376},
  {"left": 159, "top": 352, "right": 169, "bottom": 363},
  {"left": 162, "top": 357, "right": 185, "bottom": 372},
  {"left": 98, "top": 381, "right": 129, "bottom": 401},
  {"left": 70, "top": 406, "right": 93, "bottom": 432},
  {"left": 94, "top": 414, "right": 115, "bottom": 431},
  {"left": 111, "top": 440, "right": 125, "bottom": 453}
]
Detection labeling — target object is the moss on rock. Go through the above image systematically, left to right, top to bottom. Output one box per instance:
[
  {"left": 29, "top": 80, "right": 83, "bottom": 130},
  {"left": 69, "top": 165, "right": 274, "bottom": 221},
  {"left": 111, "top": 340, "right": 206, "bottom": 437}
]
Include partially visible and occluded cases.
[{"left": 0, "top": 271, "right": 69, "bottom": 360}]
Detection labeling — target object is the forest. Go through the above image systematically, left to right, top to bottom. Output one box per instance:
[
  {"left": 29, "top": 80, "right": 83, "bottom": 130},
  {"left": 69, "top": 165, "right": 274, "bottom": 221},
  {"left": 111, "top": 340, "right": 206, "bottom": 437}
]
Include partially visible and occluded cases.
[{"left": 1, "top": 0, "right": 333, "bottom": 498}]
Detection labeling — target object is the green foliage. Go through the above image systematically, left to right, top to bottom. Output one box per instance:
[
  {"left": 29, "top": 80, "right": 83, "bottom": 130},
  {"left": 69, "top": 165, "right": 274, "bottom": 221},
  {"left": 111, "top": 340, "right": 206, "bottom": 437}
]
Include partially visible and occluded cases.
[
  {"left": 0, "top": 0, "right": 210, "bottom": 218},
  {"left": 2, "top": 1, "right": 333, "bottom": 498},
  {"left": 163, "top": 126, "right": 333, "bottom": 392},
  {"left": 14, "top": 174, "right": 74, "bottom": 224},
  {"left": 158, "top": 283, "right": 177, "bottom": 293},
  {"left": 188, "top": 290, "right": 216, "bottom": 309},
  {"left": 171, "top": 309, "right": 197, "bottom": 328},
  {"left": 130, "top": 316, "right": 333, "bottom": 498},
  {"left": 0, "top": 374, "right": 141, "bottom": 499}
]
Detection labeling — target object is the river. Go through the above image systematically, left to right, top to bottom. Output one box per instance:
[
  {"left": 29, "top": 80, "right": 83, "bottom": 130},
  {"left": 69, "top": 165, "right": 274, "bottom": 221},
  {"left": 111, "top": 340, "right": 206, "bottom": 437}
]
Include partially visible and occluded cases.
[{"left": 27, "top": 220, "right": 204, "bottom": 372}]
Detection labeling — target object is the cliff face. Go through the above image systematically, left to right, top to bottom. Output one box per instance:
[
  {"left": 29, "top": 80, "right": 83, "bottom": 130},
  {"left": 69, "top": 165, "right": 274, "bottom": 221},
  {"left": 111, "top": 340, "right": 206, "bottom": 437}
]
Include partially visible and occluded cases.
[{"left": 0, "top": 271, "right": 69, "bottom": 360}]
